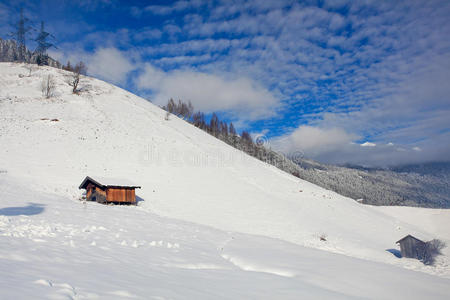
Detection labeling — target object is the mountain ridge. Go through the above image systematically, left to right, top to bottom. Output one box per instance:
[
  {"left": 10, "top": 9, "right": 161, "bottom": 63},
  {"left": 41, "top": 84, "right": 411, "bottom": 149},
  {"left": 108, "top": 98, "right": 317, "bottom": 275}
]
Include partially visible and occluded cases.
[{"left": 290, "top": 158, "right": 450, "bottom": 208}]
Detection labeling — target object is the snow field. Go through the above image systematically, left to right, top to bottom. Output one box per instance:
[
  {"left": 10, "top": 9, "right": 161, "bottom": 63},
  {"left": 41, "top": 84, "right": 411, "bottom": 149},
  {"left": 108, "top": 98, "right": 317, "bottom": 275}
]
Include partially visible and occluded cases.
[
  {"left": 1, "top": 63, "right": 450, "bottom": 298},
  {"left": 1, "top": 177, "right": 450, "bottom": 299}
]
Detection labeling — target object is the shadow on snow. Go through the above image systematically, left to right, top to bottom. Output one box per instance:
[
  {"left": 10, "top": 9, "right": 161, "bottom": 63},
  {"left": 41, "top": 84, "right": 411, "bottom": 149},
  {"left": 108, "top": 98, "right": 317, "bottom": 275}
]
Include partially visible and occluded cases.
[
  {"left": 136, "top": 195, "right": 145, "bottom": 205},
  {"left": 0, "top": 203, "right": 45, "bottom": 216},
  {"left": 386, "top": 248, "right": 402, "bottom": 258}
]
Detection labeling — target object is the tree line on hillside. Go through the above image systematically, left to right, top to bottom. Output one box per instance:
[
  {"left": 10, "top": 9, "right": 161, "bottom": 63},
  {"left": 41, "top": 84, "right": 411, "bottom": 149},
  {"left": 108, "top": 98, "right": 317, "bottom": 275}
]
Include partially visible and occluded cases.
[
  {"left": 162, "top": 98, "right": 296, "bottom": 171},
  {"left": 161, "top": 99, "right": 450, "bottom": 210}
]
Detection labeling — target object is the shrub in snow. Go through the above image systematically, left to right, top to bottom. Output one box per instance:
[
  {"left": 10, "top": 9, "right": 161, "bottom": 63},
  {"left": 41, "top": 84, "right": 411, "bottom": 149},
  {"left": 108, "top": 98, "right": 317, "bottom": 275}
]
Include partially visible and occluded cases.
[
  {"left": 66, "top": 61, "right": 87, "bottom": 94},
  {"left": 24, "top": 64, "right": 36, "bottom": 76},
  {"left": 41, "top": 74, "right": 55, "bottom": 99},
  {"left": 421, "top": 239, "right": 446, "bottom": 265}
]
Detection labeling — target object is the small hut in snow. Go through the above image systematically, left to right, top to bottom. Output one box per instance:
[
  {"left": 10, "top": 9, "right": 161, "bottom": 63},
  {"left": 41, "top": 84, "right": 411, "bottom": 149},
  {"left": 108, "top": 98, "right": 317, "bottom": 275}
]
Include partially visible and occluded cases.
[
  {"left": 79, "top": 176, "right": 141, "bottom": 204},
  {"left": 396, "top": 235, "right": 427, "bottom": 259}
]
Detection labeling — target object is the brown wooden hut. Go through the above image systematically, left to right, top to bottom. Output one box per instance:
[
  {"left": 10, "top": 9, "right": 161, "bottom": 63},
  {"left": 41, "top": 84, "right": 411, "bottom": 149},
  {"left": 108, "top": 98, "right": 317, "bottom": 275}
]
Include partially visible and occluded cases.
[
  {"left": 79, "top": 176, "right": 141, "bottom": 204},
  {"left": 396, "top": 235, "right": 427, "bottom": 259}
]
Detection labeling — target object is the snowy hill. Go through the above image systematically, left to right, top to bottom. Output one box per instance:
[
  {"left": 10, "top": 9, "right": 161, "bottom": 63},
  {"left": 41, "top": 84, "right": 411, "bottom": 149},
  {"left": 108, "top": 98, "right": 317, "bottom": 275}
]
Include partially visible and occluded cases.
[{"left": 1, "top": 63, "right": 450, "bottom": 299}]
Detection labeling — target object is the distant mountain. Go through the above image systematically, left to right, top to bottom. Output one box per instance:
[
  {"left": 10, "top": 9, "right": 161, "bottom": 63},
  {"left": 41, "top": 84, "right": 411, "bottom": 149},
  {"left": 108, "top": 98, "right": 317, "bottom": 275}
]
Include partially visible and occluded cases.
[
  {"left": 0, "top": 38, "right": 61, "bottom": 68},
  {"left": 220, "top": 141, "right": 450, "bottom": 208},
  {"left": 290, "top": 159, "right": 450, "bottom": 208},
  {"left": 391, "top": 161, "right": 450, "bottom": 175}
]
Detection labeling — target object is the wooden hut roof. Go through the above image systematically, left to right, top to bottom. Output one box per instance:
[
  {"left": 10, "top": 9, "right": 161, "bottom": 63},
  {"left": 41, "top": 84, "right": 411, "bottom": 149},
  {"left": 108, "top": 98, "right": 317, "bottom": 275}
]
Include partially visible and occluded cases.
[
  {"left": 79, "top": 176, "right": 141, "bottom": 189},
  {"left": 396, "top": 234, "right": 425, "bottom": 244}
]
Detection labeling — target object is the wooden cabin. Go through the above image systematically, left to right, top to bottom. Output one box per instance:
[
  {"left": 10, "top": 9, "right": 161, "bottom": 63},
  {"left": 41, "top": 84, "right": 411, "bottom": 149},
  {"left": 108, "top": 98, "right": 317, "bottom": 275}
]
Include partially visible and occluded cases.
[
  {"left": 79, "top": 176, "right": 141, "bottom": 204},
  {"left": 396, "top": 235, "right": 427, "bottom": 259}
]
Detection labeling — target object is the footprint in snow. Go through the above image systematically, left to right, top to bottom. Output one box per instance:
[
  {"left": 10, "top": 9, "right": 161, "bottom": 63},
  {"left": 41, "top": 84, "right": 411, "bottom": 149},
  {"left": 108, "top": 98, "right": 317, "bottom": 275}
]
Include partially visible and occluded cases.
[
  {"left": 149, "top": 240, "right": 180, "bottom": 249},
  {"left": 34, "top": 279, "right": 53, "bottom": 287},
  {"left": 34, "top": 280, "right": 78, "bottom": 299},
  {"left": 108, "top": 290, "right": 137, "bottom": 298}
]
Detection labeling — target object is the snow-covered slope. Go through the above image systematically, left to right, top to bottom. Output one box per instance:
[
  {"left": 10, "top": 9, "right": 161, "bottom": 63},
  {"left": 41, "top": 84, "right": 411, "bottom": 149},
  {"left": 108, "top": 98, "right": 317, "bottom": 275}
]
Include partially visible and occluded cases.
[
  {"left": 1, "top": 63, "right": 449, "bottom": 298},
  {"left": 3, "top": 178, "right": 450, "bottom": 299}
]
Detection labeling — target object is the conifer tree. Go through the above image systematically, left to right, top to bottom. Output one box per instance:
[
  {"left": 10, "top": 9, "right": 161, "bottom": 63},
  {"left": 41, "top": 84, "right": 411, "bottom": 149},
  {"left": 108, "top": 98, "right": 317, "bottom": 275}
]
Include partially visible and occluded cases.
[
  {"left": 63, "top": 61, "right": 73, "bottom": 72},
  {"left": 210, "top": 113, "right": 219, "bottom": 136},
  {"left": 229, "top": 122, "right": 236, "bottom": 136}
]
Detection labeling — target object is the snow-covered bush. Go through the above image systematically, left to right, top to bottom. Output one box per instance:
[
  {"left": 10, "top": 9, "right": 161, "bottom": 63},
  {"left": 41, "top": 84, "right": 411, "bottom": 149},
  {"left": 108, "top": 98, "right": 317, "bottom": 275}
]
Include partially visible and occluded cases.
[
  {"left": 24, "top": 64, "right": 36, "bottom": 76},
  {"left": 41, "top": 74, "right": 56, "bottom": 99},
  {"left": 421, "top": 239, "right": 446, "bottom": 265}
]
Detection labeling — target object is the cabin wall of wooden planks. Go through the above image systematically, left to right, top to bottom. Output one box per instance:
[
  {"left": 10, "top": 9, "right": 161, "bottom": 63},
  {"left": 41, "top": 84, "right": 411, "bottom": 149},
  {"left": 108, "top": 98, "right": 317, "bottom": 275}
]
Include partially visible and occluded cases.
[
  {"left": 86, "top": 183, "right": 106, "bottom": 200},
  {"left": 106, "top": 187, "right": 136, "bottom": 203},
  {"left": 399, "top": 238, "right": 426, "bottom": 258}
]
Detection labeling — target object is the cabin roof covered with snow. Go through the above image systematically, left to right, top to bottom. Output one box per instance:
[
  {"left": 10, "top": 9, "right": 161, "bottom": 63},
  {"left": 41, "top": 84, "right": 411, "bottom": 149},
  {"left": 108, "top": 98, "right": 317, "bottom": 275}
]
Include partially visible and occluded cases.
[
  {"left": 79, "top": 176, "right": 141, "bottom": 189},
  {"left": 396, "top": 234, "right": 425, "bottom": 244}
]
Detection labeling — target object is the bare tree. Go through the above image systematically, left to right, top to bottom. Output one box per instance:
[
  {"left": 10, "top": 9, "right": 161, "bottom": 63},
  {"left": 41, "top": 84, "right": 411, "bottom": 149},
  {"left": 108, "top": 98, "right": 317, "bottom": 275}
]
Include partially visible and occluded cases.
[
  {"left": 63, "top": 61, "right": 73, "bottom": 72},
  {"left": 67, "top": 61, "right": 87, "bottom": 94},
  {"left": 24, "top": 64, "right": 36, "bottom": 76},
  {"left": 41, "top": 74, "right": 56, "bottom": 98},
  {"left": 162, "top": 98, "right": 194, "bottom": 120}
]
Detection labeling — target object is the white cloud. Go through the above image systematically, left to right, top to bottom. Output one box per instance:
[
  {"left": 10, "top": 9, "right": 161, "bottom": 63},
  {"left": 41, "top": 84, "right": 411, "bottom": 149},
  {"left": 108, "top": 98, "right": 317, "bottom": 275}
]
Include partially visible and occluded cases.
[
  {"left": 143, "top": 0, "right": 198, "bottom": 15},
  {"left": 144, "top": 5, "right": 174, "bottom": 15},
  {"left": 163, "top": 24, "right": 182, "bottom": 38},
  {"left": 133, "top": 28, "right": 162, "bottom": 41},
  {"left": 51, "top": 47, "right": 136, "bottom": 86},
  {"left": 87, "top": 48, "right": 135, "bottom": 84},
  {"left": 135, "top": 63, "right": 279, "bottom": 120},
  {"left": 271, "top": 123, "right": 450, "bottom": 167},
  {"left": 272, "top": 126, "right": 357, "bottom": 156},
  {"left": 360, "top": 142, "right": 376, "bottom": 147}
]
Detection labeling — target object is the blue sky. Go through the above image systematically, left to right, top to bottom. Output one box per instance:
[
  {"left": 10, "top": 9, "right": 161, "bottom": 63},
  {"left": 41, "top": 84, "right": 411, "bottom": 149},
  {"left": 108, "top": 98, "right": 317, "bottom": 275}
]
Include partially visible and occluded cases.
[{"left": 1, "top": 0, "right": 450, "bottom": 167}]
